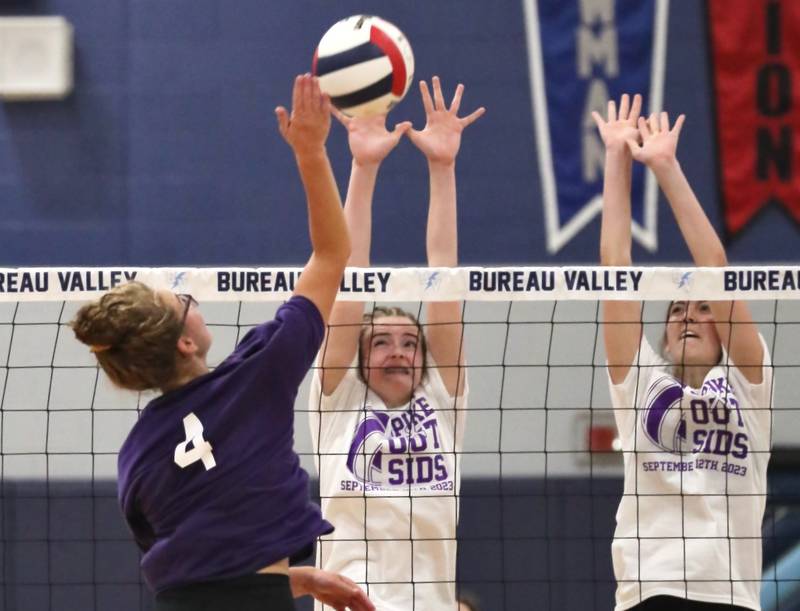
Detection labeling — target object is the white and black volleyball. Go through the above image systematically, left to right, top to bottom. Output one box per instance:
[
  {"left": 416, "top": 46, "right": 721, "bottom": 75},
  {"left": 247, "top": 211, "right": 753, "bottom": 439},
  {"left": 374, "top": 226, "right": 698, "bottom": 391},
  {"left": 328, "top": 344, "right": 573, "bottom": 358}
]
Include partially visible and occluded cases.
[{"left": 312, "top": 15, "right": 414, "bottom": 117}]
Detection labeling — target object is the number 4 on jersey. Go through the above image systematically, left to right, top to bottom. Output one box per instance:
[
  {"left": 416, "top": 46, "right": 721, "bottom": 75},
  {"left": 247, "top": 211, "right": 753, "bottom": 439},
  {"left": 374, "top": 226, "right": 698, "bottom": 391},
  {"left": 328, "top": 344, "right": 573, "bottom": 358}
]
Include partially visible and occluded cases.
[{"left": 174, "top": 413, "right": 217, "bottom": 470}]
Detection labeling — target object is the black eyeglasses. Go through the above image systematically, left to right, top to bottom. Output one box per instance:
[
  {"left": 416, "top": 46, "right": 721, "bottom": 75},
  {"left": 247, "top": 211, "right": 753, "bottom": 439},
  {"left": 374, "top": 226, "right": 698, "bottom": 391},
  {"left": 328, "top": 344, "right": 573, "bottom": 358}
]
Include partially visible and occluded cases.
[{"left": 176, "top": 294, "right": 199, "bottom": 329}]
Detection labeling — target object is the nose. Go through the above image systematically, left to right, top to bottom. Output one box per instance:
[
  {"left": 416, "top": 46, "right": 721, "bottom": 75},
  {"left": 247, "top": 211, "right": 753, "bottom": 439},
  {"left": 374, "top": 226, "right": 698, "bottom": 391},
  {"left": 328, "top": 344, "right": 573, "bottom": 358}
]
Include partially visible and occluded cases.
[{"left": 686, "top": 304, "right": 703, "bottom": 324}]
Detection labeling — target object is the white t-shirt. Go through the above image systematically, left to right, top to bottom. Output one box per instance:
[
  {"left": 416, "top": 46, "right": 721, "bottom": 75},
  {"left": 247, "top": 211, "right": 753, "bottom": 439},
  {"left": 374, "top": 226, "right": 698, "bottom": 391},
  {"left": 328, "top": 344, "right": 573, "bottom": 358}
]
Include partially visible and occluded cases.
[
  {"left": 609, "top": 335, "right": 773, "bottom": 611},
  {"left": 309, "top": 358, "right": 468, "bottom": 611}
]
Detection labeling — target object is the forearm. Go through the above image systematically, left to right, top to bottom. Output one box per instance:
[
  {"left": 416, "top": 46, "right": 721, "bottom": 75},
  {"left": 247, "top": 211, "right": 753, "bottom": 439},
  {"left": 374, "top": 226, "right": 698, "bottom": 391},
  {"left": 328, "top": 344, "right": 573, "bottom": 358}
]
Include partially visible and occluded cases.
[
  {"left": 295, "top": 149, "right": 350, "bottom": 264},
  {"left": 600, "top": 149, "right": 633, "bottom": 266},
  {"left": 651, "top": 158, "right": 727, "bottom": 267},
  {"left": 321, "top": 160, "right": 372, "bottom": 385},
  {"left": 344, "top": 160, "right": 379, "bottom": 266},
  {"left": 426, "top": 161, "right": 457, "bottom": 266},
  {"left": 289, "top": 566, "right": 314, "bottom": 598}
]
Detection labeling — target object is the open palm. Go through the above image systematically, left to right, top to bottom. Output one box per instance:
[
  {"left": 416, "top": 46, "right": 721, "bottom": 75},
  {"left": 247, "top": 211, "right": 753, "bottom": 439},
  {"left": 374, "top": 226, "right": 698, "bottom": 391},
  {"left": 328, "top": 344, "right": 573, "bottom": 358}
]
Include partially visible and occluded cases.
[
  {"left": 275, "top": 74, "right": 331, "bottom": 156},
  {"left": 408, "top": 76, "right": 485, "bottom": 165},
  {"left": 591, "top": 93, "right": 642, "bottom": 152},
  {"left": 333, "top": 109, "right": 410, "bottom": 167},
  {"left": 628, "top": 112, "right": 686, "bottom": 168}
]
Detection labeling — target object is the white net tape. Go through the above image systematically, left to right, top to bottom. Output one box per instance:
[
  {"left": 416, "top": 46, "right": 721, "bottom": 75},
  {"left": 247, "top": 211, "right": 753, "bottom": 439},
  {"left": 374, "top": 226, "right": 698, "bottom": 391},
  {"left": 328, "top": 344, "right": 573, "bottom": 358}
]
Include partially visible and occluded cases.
[{"left": 0, "top": 265, "right": 798, "bottom": 302}]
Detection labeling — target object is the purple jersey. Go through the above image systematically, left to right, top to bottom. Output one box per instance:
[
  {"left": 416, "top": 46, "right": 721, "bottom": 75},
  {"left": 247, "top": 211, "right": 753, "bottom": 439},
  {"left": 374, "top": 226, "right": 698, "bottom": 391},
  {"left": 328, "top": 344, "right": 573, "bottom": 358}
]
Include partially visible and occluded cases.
[{"left": 117, "top": 295, "right": 333, "bottom": 592}]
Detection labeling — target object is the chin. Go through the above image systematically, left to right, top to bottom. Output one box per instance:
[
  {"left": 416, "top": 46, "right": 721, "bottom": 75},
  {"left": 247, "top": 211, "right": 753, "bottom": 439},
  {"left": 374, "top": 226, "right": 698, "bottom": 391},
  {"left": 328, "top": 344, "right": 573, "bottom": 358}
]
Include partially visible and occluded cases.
[
  {"left": 672, "top": 350, "right": 718, "bottom": 368},
  {"left": 377, "top": 383, "right": 413, "bottom": 404}
]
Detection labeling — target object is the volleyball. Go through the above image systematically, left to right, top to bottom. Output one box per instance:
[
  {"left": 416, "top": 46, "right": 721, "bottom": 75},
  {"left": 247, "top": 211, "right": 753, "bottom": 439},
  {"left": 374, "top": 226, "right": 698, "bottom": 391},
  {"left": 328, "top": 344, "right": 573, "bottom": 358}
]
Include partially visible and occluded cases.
[{"left": 312, "top": 15, "right": 414, "bottom": 117}]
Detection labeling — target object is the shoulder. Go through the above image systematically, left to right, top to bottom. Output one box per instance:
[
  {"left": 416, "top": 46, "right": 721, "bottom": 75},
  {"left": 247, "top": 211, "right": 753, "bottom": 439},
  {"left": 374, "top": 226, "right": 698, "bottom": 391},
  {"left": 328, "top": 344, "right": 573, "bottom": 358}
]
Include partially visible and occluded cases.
[
  {"left": 279, "top": 294, "right": 324, "bottom": 327},
  {"left": 229, "top": 295, "right": 325, "bottom": 361},
  {"left": 257, "top": 295, "right": 324, "bottom": 342},
  {"left": 723, "top": 333, "right": 773, "bottom": 404},
  {"left": 609, "top": 335, "right": 667, "bottom": 389},
  {"left": 422, "top": 353, "right": 468, "bottom": 398},
  {"left": 310, "top": 357, "right": 365, "bottom": 410}
]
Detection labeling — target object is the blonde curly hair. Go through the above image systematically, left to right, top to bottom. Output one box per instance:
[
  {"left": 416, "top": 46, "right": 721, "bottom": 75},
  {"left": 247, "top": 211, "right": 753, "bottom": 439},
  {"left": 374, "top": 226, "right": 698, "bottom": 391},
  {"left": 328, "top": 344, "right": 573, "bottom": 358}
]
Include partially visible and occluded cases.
[{"left": 71, "top": 282, "right": 182, "bottom": 391}]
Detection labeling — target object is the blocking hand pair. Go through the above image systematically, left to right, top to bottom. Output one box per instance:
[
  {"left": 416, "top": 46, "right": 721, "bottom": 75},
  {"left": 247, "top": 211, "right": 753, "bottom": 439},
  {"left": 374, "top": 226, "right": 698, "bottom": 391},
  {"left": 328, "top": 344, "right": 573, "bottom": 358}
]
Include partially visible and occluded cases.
[{"left": 276, "top": 74, "right": 486, "bottom": 167}]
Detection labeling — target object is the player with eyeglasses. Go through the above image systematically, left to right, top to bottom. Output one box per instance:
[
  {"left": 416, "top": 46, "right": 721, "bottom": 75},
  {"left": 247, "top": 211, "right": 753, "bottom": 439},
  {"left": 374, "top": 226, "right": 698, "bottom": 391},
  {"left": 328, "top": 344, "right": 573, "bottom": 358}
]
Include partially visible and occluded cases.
[{"left": 71, "top": 75, "right": 374, "bottom": 611}]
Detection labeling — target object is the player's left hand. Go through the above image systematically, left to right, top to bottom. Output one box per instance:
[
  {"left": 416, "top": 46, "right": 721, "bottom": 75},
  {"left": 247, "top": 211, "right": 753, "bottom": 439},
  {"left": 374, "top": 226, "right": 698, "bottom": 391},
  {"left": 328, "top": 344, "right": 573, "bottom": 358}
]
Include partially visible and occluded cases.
[
  {"left": 408, "top": 76, "right": 485, "bottom": 166},
  {"left": 627, "top": 111, "right": 686, "bottom": 169},
  {"left": 292, "top": 567, "right": 375, "bottom": 611}
]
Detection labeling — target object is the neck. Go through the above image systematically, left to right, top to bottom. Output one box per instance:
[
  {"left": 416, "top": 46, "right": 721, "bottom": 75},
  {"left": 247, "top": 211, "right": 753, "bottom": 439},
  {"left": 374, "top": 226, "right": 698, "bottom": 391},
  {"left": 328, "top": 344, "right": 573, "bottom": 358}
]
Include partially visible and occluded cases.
[
  {"left": 161, "top": 359, "right": 209, "bottom": 393},
  {"left": 673, "top": 364, "right": 711, "bottom": 389},
  {"left": 374, "top": 388, "right": 414, "bottom": 409}
]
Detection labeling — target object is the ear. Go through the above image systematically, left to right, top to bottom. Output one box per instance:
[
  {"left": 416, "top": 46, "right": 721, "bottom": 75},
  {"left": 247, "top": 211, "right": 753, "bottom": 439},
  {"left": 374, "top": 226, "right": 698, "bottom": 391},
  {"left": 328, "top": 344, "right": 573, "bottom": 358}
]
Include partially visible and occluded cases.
[{"left": 176, "top": 335, "right": 198, "bottom": 357}]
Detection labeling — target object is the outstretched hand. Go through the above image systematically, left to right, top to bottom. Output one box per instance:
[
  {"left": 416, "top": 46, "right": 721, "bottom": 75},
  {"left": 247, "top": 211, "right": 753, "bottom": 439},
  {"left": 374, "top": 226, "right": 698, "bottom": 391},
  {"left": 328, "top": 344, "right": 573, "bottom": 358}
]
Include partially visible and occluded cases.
[
  {"left": 275, "top": 74, "right": 331, "bottom": 157},
  {"left": 408, "top": 76, "right": 485, "bottom": 166},
  {"left": 591, "top": 93, "right": 642, "bottom": 154},
  {"left": 333, "top": 109, "right": 411, "bottom": 167},
  {"left": 627, "top": 112, "right": 686, "bottom": 169},
  {"left": 298, "top": 568, "right": 375, "bottom": 611}
]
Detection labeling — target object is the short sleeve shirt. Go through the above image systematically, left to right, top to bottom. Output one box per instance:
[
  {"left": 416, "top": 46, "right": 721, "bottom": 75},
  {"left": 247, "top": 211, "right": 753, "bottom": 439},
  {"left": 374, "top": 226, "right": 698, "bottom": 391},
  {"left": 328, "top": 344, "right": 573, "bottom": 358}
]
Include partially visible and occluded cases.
[
  {"left": 117, "top": 295, "right": 334, "bottom": 592},
  {"left": 608, "top": 335, "right": 773, "bottom": 611},
  {"left": 308, "top": 358, "right": 468, "bottom": 611}
]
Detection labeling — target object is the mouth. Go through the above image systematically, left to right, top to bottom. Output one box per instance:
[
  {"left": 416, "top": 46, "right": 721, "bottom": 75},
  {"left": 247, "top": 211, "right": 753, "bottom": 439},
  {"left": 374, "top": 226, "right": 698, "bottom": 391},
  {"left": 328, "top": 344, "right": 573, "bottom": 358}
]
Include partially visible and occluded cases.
[
  {"left": 680, "top": 330, "right": 699, "bottom": 341},
  {"left": 383, "top": 366, "right": 411, "bottom": 375}
]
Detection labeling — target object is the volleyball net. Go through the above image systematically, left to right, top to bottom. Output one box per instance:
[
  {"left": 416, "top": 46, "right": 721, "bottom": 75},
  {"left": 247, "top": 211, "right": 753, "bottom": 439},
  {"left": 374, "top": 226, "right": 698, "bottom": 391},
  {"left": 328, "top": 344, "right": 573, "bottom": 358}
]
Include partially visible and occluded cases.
[{"left": 0, "top": 265, "right": 798, "bottom": 611}]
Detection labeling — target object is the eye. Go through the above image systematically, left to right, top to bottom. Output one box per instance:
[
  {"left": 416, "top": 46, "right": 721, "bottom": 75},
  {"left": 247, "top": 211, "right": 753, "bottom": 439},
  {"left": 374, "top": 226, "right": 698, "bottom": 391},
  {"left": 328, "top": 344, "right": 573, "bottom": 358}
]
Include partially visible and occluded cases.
[
  {"left": 699, "top": 302, "right": 712, "bottom": 313},
  {"left": 670, "top": 304, "right": 685, "bottom": 316},
  {"left": 372, "top": 338, "right": 387, "bottom": 347},
  {"left": 404, "top": 340, "right": 418, "bottom": 349}
]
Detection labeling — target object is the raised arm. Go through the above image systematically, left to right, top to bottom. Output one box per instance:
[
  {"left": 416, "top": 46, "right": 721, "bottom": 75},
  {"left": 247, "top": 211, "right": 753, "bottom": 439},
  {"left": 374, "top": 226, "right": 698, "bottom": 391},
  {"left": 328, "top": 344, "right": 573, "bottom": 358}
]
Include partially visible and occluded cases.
[
  {"left": 275, "top": 75, "right": 349, "bottom": 325},
  {"left": 408, "top": 77, "right": 484, "bottom": 396},
  {"left": 591, "top": 94, "right": 644, "bottom": 384},
  {"left": 316, "top": 110, "right": 411, "bottom": 394},
  {"left": 628, "top": 112, "right": 764, "bottom": 382}
]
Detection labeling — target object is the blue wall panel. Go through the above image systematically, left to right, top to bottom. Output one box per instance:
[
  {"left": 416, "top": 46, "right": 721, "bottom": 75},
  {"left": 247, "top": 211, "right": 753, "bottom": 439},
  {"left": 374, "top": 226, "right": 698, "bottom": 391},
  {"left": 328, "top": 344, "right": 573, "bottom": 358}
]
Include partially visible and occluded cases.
[{"left": 5, "top": 1, "right": 795, "bottom": 266}]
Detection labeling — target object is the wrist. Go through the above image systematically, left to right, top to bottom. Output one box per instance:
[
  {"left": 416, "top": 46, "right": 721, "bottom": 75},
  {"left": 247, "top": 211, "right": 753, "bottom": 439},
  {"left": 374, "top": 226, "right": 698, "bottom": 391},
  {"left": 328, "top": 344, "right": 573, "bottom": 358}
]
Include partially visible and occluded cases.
[
  {"left": 605, "top": 145, "right": 631, "bottom": 160},
  {"left": 294, "top": 147, "right": 328, "bottom": 165},
  {"left": 604, "top": 148, "right": 632, "bottom": 170},
  {"left": 650, "top": 156, "right": 681, "bottom": 176},
  {"left": 352, "top": 158, "right": 382, "bottom": 171},
  {"left": 428, "top": 158, "right": 456, "bottom": 172},
  {"left": 288, "top": 567, "right": 313, "bottom": 597}
]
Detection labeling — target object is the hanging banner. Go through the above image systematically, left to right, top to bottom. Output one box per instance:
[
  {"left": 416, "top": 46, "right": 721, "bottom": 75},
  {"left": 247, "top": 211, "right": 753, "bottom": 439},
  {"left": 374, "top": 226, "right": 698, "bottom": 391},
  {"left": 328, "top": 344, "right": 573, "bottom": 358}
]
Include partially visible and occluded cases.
[
  {"left": 524, "top": 0, "right": 669, "bottom": 253},
  {"left": 708, "top": 0, "right": 800, "bottom": 235}
]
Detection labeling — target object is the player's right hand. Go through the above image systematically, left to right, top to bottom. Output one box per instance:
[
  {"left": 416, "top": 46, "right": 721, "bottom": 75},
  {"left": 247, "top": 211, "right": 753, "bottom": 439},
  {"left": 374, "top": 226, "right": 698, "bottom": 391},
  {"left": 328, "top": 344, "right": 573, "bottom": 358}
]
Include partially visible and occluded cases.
[
  {"left": 276, "top": 74, "right": 332, "bottom": 157},
  {"left": 591, "top": 93, "right": 642, "bottom": 154},
  {"left": 333, "top": 109, "right": 411, "bottom": 168},
  {"left": 304, "top": 568, "right": 375, "bottom": 611}
]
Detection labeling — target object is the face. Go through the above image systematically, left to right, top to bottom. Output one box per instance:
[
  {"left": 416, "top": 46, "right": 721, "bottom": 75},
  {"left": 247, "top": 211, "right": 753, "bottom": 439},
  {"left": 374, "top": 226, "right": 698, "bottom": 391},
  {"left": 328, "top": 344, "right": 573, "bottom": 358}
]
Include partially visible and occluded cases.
[
  {"left": 161, "top": 291, "right": 212, "bottom": 359},
  {"left": 664, "top": 300, "right": 721, "bottom": 368},
  {"left": 360, "top": 315, "right": 424, "bottom": 407}
]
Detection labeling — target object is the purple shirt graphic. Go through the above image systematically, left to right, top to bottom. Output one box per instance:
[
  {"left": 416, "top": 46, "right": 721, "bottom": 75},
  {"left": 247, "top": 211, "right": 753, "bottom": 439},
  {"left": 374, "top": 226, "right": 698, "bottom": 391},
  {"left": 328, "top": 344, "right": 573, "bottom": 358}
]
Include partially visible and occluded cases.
[{"left": 117, "top": 295, "right": 333, "bottom": 592}]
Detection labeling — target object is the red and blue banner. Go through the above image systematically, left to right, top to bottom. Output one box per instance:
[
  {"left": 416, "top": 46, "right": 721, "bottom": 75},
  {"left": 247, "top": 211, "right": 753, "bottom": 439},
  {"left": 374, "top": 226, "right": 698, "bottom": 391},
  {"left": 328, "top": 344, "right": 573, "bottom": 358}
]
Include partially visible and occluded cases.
[
  {"left": 524, "top": 0, "right": 669, "bottom": 253},
  {"left": 708, "top": 0, "right": 800, "bottom": 235}
]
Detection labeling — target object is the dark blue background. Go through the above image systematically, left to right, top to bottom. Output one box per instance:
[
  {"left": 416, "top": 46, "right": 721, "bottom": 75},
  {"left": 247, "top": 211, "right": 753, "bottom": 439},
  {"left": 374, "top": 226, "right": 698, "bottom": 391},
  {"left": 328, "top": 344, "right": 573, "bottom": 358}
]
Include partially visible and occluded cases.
[
  {"left": 1, "top": 0, "right": 797, "bottom": 267},
  {"left": 1, "top": 2, "right": 799, "bottom": 610}
]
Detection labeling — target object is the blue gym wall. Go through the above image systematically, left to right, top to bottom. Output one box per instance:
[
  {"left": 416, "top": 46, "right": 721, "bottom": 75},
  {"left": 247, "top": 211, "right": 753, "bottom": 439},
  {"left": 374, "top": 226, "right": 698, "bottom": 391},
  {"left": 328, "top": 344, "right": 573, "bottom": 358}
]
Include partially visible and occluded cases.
[
  {"left": 1, "top": 0, "right": 797, "bottom": 266},
  {"left": 1, "top": 2, "right": 799, "bottom": 611}
]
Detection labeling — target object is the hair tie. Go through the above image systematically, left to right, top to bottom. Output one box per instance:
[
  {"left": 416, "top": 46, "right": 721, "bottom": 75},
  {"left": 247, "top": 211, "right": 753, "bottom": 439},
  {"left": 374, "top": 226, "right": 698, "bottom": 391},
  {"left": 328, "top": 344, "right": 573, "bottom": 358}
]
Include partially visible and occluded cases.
[{"left": 90, "top": 344, "right": 112, "bottom": 353}]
